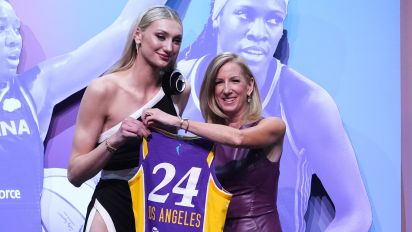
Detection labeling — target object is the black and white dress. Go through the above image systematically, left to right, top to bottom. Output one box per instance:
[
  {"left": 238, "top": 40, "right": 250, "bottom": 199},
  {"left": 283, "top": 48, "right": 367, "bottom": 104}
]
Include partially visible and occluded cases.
[{"left": 83, "top": 88, "right": 179, "bottom": 232}]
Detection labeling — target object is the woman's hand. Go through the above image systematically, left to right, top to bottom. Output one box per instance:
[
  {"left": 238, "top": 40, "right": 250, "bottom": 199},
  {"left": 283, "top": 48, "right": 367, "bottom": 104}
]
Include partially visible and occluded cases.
[
  {"left": 142, "top": 108, "right": 179, "bottom": 129},
  {"left": 109, "top": 117, "right": 152, "bottom": 147}
]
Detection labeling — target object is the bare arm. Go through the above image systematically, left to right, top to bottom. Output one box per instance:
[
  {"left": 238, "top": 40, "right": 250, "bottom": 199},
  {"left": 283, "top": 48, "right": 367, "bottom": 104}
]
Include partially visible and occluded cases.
[
  {"left": 24, "top": 0, "right": 166, "bottom": 139},
  {"left": 67, "top": 78, "right": 150, "bottom": 187},
  {"left": 296, "top": 89, "right": 372, "bottom": 231},
  {"left": 143, "top": 108, "right": 285, "bottom": 149}
]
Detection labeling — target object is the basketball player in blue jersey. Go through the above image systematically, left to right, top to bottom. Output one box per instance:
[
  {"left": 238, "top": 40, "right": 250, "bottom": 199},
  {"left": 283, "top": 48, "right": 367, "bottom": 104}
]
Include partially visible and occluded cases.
[
  {"left": 0, "top": 0, "right": 166, "bottom": 231},
  {"left": 68, "top": 6, "right": 190, "bottom": 231},
  {"left": 144, "top": 52, "right": 286, "bottom": 231},
  {"left": 129, "top": 128, "right": 232, "bottom": 232}
]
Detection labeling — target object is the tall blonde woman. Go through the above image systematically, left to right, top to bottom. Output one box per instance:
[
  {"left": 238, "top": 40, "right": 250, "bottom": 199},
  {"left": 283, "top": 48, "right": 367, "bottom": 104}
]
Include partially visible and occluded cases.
[{"left": 68, "top": 6, "right": 189, "bottom": 231}]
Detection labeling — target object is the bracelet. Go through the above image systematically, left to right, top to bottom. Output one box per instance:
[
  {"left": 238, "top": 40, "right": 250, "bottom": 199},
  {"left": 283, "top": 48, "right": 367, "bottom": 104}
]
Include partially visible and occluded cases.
[
  {"left": 183, "top": 118, "right": 189, "bottom": 133},
  {"left": 105, "top": 139, "right": 117, "bottom": 154}
]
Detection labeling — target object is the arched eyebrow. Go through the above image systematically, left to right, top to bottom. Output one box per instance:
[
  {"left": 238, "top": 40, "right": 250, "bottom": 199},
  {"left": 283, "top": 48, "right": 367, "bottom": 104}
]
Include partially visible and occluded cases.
[
  {"left": 231, "top": 4, "right": 286, "bottom": 20},
  {"left": 156, "top": 29, "right": 182, "bottom": 36}
]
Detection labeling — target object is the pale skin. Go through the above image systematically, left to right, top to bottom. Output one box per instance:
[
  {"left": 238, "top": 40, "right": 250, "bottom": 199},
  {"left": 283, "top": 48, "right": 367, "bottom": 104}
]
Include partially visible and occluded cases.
[
  {"left": 68, "top": 18, "right": 189, "bottom": 231},
  {"left": 143, "top": 61, "right": 286, "bottom": 163}
]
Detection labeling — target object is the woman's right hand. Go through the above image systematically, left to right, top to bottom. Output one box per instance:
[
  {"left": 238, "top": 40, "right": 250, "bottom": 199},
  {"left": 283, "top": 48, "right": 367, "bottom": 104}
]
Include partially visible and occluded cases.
[{"left": 109, "top": 117, "right": 152, "bottom": 148}]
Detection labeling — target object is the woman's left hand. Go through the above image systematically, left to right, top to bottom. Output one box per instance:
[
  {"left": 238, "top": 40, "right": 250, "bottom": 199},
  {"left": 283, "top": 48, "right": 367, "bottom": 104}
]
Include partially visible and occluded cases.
[{"left": 142, "top": 108, "right": 179, "bottom": 129}]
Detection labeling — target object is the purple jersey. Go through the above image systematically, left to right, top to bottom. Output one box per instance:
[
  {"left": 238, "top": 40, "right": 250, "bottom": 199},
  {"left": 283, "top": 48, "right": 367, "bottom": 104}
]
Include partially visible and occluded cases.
[{"left": 129, "top": 129, "right": 231, "bottom": 232}]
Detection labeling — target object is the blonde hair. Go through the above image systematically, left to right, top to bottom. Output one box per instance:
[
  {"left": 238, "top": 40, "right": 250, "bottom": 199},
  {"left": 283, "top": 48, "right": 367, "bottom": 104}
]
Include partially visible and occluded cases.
[
  {"left": 107, "top": 6, "right": 182, "bottom": 74},
  {"left": 199, "top": 52, "right": 262, "bottom": 124}
]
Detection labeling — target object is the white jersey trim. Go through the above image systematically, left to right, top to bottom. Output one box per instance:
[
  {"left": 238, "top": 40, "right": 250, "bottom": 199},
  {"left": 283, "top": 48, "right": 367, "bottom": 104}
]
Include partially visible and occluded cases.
[{"left": 98, "top": 88, "right": 165, "bottom": 143}]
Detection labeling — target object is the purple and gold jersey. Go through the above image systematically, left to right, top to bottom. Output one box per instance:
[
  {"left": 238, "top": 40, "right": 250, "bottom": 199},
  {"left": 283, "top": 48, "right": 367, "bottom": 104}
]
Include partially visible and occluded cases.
[{"left": 129, "top": 129, "right": 231, "bottom": 232}]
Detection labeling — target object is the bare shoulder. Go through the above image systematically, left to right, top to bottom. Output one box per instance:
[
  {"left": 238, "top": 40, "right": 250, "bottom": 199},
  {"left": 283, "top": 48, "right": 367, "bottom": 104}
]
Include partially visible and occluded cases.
[
  {"left": 279, "top": 66, "right": 339, "bottom": 127},
  {"left": 280, "top": 66, "right": 334, "bottom": 107},
  {"left": 279, "top": 67, "right": 343, "bottom": 148},
  {"left": 84, "top": 72, "right": 120, "bottom": 101},
  {"left": 77, "top": 73, "right": 123, "bottom": 126},
  {"left": 261, "top": 116, "right": 284, "bottom": 123},
  {"left": 259, "top": 117, "right": 286, "bottom": 132}
]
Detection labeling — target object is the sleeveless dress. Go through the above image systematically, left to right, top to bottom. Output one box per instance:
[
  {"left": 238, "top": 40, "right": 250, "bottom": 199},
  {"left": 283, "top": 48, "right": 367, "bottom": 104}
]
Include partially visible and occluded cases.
[
  {"left": 83, "top": 88, "right": 178, "bottom": 232},
  {"left": 214, "top": 121, "right": 282, "bottom": 232}
]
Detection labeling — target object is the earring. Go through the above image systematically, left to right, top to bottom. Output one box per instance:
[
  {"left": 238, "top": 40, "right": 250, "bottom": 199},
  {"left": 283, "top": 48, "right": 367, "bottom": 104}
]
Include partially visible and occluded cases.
[{"left": 247, "top": 95, "right": 251, "bottom": 103}]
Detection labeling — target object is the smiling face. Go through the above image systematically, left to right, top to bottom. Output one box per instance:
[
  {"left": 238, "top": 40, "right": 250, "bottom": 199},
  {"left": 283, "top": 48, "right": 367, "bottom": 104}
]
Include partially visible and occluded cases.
[
  {"left": 0, "top": 0, "right": 21, "bottom": 80},
  {"left": 214, "top": 0, "right": 286, "bottom": 74},
  {"left": 135, "top": 19, "right": 183, "bottom": 70},
  {"left": 214, "top": 60, "right": 254, "bottom": 120}
]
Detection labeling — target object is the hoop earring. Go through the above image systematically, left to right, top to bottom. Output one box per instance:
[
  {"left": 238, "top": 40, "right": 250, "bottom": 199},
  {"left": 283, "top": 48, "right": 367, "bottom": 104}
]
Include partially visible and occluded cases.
[{"left": 247, "top": 95, "right": 251, "bottom": 103}]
